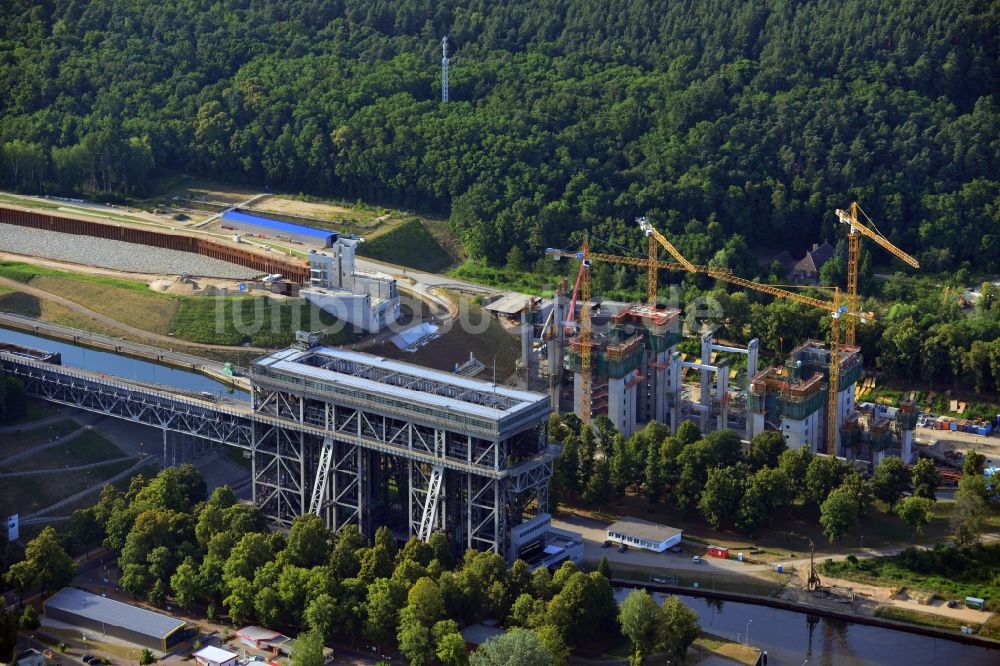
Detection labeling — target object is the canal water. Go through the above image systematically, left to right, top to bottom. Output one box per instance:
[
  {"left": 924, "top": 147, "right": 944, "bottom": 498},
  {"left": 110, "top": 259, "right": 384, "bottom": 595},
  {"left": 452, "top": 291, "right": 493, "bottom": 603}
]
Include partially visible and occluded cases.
[
  {"left": 0, "top": 327, "right": 249, "bottom": 400},
  {"left": 617, "top": 587, "right": 998, "bottom": 664},
  {"left": 679, "top": 594, "right": 998, "bottom": 665}
]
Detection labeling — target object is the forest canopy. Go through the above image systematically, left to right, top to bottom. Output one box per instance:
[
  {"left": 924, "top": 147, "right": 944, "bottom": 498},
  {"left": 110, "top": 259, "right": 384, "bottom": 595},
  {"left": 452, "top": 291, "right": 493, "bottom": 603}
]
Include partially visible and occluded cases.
[{"left": 0, "top": 0, "right": 997, "bottom": 272}]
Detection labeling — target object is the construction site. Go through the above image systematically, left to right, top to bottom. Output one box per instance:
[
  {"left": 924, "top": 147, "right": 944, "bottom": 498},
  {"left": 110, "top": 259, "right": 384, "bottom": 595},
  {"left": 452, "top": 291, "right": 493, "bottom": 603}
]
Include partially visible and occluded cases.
[
  {"left": 0, "top": 194, "right": 925, "bottom": 476},
  {"left": 505, "top": 204, "right": 924, "bottom": 467}
]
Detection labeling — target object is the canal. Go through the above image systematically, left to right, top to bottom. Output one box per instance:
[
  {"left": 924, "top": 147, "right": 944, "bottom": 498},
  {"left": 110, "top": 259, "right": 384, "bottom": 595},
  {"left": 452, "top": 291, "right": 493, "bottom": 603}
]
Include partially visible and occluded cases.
[
  {"left": 0, "top": 326, "right": 250, "bottom": 400},
  {"left": 676, "top": 594, "right": 998, "bottom": 665}
]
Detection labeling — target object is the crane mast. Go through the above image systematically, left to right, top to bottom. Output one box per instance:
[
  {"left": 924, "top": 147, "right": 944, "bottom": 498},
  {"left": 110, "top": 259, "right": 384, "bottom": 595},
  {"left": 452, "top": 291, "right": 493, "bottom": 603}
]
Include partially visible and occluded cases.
[
  {"left": 836, "top": 201, "right": 919, "bottom": 345},
  {"left": 580, "top": 237, "right": 592, "bottom": 422}
]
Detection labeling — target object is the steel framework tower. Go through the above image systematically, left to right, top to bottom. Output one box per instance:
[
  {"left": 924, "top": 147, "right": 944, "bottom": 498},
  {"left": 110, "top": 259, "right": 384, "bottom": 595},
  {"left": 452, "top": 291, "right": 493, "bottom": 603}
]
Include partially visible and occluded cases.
[{"left": 441, "top": 37, "right": 450, "bottom": 102}]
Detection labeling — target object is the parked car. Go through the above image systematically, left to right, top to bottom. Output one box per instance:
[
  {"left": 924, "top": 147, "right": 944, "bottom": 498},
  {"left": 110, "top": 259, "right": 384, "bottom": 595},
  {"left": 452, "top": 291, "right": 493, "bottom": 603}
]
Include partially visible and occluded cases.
[
  {"left": 601, "top": 540, "right": 612, "bottom": 549},
  {"left": 618, "top": 543, "right": 629, "bottom": 553},
  {"left": 668, "top": 545, "right": 683, "bottom": 553},
  {"left": 692, "top": 555, "right": 701, "bottom": 563},
  {"left": 651, "top": 576, "right": 668, "bottom": 584},
  {"left": 82, "top": 655, "right": 97, "bottom": 664}
]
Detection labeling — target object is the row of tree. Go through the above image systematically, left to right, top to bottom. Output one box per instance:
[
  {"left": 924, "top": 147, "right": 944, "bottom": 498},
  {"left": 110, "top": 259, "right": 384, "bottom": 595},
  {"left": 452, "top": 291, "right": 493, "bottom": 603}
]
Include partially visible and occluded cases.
[
  {"left": 549, "top": 413, "right": 997, "bottom": 547},
  {"left": 2, "top": 465, "right": 702, "bottom": 665}
]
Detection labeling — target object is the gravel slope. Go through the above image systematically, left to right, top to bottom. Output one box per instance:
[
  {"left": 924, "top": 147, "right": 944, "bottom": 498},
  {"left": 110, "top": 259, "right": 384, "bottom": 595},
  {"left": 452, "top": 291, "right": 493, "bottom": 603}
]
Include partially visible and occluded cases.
[{"left": 0, "top": 223, "right": 258, "bottom": 278}]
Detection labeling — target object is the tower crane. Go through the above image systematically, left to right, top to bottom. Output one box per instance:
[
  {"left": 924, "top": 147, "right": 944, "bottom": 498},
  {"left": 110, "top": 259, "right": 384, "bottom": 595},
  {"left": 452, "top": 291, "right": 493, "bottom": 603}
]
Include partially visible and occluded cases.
[
  {"left": 836, "top": 202, "right": 919, "bottom": 345},
  {"left": 639, "top": 217, "right": 871, "bottom": 455},
  {"left": 580, "top": 237, "right": 592, "bottom": 422},
  {"left": 546, "top": 248, "right": 729, "bottom": 305}
]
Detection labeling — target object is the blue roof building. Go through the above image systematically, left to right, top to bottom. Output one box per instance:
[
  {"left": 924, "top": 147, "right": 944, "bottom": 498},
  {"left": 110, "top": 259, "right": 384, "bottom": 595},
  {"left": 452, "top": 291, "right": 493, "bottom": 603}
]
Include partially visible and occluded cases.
[{"left": 221, "top": 210, "right": 336, "bottom": 247}]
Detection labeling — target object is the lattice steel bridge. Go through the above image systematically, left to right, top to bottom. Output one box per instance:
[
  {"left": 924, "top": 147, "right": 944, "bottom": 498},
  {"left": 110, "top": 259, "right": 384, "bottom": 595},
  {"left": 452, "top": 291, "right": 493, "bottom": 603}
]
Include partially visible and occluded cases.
[{"left": 1, "top": 343, "right": 554, "bottom": 559}]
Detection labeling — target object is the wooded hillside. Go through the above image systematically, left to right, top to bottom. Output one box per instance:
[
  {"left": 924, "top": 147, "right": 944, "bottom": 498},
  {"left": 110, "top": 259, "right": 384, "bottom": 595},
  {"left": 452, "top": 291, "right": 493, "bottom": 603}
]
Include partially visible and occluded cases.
[{"left": 0, "top": 1, "right": 997, "bottom": 271}]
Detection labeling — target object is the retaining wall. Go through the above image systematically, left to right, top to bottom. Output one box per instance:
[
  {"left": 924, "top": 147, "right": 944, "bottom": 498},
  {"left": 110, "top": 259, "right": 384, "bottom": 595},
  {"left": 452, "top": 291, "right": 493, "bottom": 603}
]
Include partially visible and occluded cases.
[{"left": 0, "top": 205, "right": 310, "bottom": 283}]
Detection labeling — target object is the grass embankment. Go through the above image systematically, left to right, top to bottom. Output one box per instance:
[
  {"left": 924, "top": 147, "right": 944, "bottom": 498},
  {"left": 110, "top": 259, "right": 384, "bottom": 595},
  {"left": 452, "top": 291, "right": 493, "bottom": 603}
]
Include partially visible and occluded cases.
[
  {"left": 357, "top": 218, "right": 457, "bottom": 272},
  {"left": 0, "top": 261, "right": 351, "bottom": 347},
  {"left": 448, "top": 261, "right": 557, "bottom": 295},
  {"left": 0, "top": 419, "right": 79, "bottom": 461},
  {"left": 0, "top": 425, "right": 133, "bottom": 516},
  {"left": 4, "top": 430, "right": 128, "bottom": 472},
  {"left": 0, "top": 460, "right": 134, "bottom": 516},
  {"left": 568, "top": 492, "right": 955, "bottom": 560},
  {"left": 821, "top": 544, "right": 1000, "bottom": 612},
  {"left": 609, "top": 561, "right": 787, "bottom": 597},
  {"left": 874, "top": 606, "right": 971, "bottom": 632}
]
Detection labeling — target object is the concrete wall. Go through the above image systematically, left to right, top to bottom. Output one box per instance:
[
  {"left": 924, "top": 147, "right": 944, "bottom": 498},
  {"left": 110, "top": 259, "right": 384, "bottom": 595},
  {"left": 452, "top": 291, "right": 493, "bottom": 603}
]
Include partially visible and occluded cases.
[
  {"left": 0, "top": 205, "right": 311, "bottom": 283},
  {"left": 781, "top": 409, "right": 821, "bottom": 452}
]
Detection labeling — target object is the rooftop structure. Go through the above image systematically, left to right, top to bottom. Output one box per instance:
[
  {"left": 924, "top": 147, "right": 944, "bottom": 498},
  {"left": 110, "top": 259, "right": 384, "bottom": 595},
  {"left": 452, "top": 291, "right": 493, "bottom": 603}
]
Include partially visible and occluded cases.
[
  {"left": 221, "top": 210, "right": 336, "bottom": 247},
  {"left": 302, "top": 238, "right": 399, "bottom": 332},
  {"left": 791, "top": 241, "right": 836, "bottom": 282},
  {"left": 252, "top": 346, "right": 549, "bottom": 439},
  {"left": 607, "top": 516, "right": 683, "bottom": 552},
  {"left": 43, "top": 587, "right": 187, "bottom": 652},
  {"left": 193, "top": 646, "right": 238, "bottom": 666}
]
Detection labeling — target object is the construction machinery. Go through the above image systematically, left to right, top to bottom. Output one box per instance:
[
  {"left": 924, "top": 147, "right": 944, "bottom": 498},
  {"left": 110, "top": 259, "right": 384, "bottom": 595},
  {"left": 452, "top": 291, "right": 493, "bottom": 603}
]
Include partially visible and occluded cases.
[
  {"left": 836, "top": 202, "right": 919, "bottom": 345},
  {"left": 640, "top": 217, "right": 871, "bottom": 455}
]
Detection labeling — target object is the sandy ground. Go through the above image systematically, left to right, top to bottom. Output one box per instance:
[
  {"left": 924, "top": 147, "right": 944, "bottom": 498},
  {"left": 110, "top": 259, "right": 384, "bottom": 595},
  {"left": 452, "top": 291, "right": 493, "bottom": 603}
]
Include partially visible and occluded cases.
[
  {"left": 249, "top": 195, "right": 365, "bottom": 222},
  {"left": 917, "top": 426, "right": 1000, "bottom": 465},
  {"left": 552, "top": 514, "right": 772, "bottom": 574}
]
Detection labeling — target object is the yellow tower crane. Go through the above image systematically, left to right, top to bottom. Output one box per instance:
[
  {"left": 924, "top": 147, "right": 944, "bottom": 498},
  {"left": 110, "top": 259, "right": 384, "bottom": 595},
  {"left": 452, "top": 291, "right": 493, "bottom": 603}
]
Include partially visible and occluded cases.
[
  {"left": 836, "top": 202, "right": 919, "bottom": 345},
  {"left": 640, "top": 218, "right": 870, "bottom": 455},
  {"left": 580, "top": 237, "right": 592, "bottom": 422},
  {"left": 545, "top": 239, "right": 728, "bottom": 422}
]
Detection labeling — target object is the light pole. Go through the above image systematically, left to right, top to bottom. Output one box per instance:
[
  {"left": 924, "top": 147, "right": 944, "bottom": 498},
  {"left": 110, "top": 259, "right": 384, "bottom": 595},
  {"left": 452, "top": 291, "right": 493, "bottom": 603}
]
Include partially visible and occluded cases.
[{"left": 745, "top": 618, "right": 752, "bottom": 645}]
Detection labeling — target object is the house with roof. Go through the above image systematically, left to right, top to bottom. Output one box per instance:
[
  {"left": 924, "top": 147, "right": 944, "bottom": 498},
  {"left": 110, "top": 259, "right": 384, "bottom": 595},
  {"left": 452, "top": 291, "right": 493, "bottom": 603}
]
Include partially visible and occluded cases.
[
  {"left": 768, "top": 241, "right": 836, "bottom": 283},
  {"left": 791, "top": 241, "right": 835, "bottom": 282}
]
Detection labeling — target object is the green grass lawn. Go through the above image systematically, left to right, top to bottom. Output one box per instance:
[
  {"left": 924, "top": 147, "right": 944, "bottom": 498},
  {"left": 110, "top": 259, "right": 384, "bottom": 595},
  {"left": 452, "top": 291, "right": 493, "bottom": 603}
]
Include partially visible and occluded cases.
[
  {"left": 357, "top": 218, "right": 456, "bottom": 272},
  {"left": 0, "top": 260, "right": 353, "bottom": 347},
  {"left": 448, "top": 261, "right": 561, "bottom": 295},
  {"left": 171, "top": 296, "right": 353, "bottom": 347},
  {"left": 1, "top": 399, "right": 62, "bottom": 427},
  {"left": 0, "top": 419, "right": 80, "bottom": 461},
  {"left": 4, "top": 429, "right": 126, "bottom": 472},
  {"left": 0, "top": 459, "right": 135, "bottom": 516},
  {"left": 821, "top": 544, "right": 1000, "bottom": 611}
]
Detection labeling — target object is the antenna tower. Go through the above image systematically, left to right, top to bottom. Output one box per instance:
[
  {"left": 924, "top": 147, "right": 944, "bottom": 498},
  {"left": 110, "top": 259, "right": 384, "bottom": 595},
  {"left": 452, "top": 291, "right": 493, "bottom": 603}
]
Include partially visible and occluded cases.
[{"left": 441, "top": 37, "right": 450, "bottom": 102}]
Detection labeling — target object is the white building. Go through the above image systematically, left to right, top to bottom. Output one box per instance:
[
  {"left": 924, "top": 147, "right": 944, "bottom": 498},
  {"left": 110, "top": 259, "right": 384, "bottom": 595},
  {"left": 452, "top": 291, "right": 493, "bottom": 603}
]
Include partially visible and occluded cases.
[
  {"left": 300, "top": 238, "right": 400, "bottom": 333},
  {"left": 508, "top": 513, "right": 584, "bottom": 569},
  {"left": 607, "top": 516, "right": 682, "bottom": 553},
  {"left": 193, "top": 646, "right": 238, "bottom": 666}
]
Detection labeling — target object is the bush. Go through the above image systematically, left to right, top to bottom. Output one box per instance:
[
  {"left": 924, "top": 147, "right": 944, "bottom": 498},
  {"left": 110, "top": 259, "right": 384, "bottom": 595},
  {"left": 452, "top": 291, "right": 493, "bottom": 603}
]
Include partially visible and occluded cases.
[
  {"left": 19, "top": 605, "right": 40, "bottom": 631},
  {"left": 140, "top": 648, "right": 156, "bottom": 664}
]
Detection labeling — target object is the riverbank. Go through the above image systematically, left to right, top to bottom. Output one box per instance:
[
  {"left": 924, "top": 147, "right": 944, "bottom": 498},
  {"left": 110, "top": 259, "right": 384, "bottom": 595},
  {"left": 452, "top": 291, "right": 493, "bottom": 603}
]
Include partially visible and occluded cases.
[{"left": 615, "top": 578, "right": 1000, "bottom": 651}]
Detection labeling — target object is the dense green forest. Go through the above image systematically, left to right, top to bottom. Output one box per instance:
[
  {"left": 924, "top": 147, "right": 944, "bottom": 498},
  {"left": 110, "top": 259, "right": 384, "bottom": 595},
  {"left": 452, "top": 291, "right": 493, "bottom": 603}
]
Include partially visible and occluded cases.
[{"left": 0, "top": 0, "right": 997, "bottom": 273}]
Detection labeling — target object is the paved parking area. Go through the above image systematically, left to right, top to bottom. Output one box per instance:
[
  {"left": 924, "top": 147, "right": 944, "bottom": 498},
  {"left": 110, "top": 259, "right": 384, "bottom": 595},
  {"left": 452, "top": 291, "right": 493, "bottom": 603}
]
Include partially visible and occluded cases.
[{"left": 552, "top": 514, "right": 771, "bottom": 574}]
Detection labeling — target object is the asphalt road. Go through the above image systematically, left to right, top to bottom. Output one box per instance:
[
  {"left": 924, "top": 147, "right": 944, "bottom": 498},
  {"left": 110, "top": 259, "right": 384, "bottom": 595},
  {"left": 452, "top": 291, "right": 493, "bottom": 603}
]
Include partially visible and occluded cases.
[{"left": 552, "top": 514, "right": 772, "bottom": 574}]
